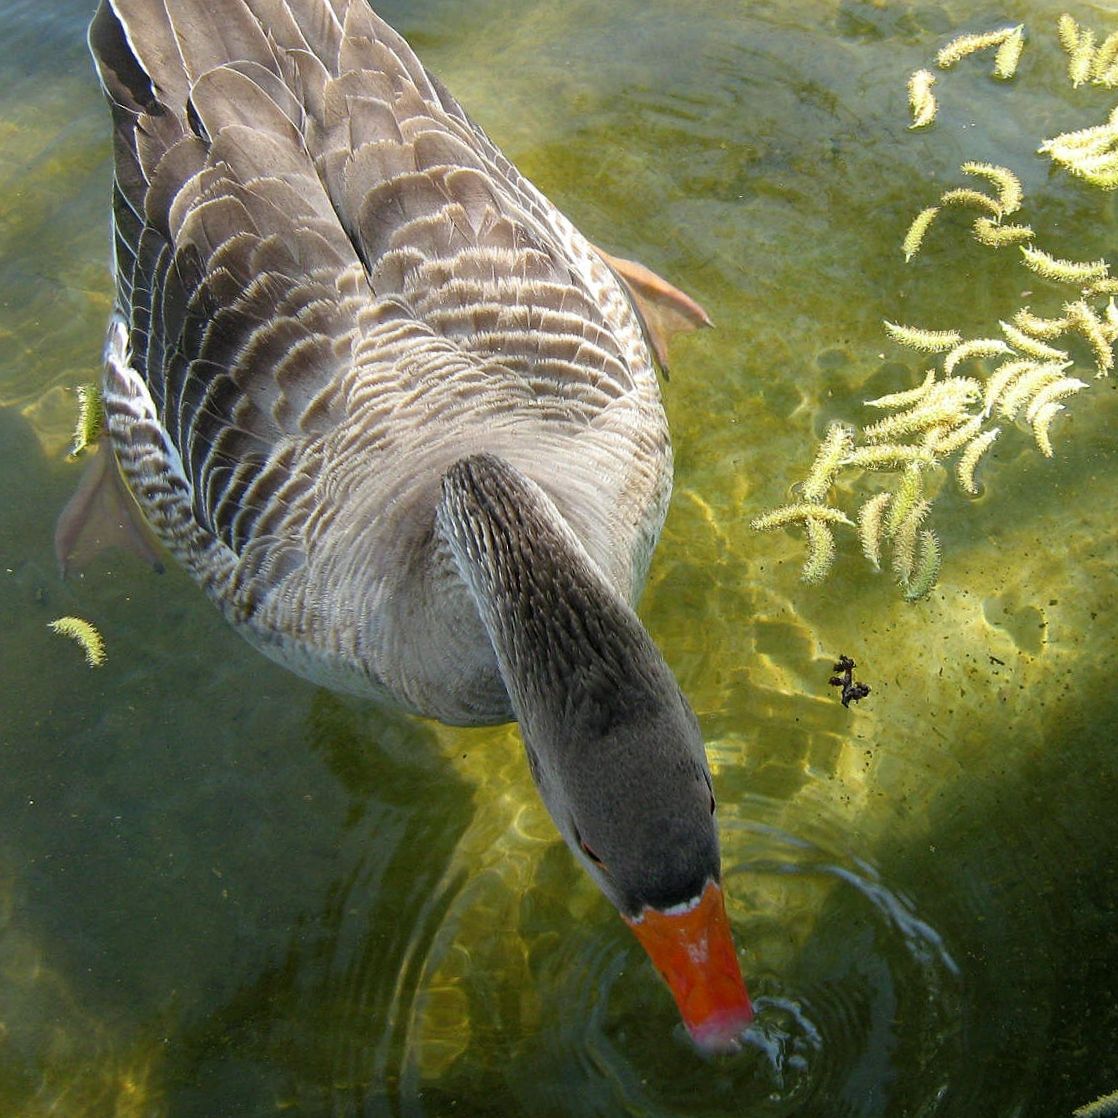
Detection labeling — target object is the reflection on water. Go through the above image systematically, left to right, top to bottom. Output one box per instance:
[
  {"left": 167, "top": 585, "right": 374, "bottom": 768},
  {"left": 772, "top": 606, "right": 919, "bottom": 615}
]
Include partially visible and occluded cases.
[{"left": 1, "top": 0, "right": 1117, "bottom": 1115}]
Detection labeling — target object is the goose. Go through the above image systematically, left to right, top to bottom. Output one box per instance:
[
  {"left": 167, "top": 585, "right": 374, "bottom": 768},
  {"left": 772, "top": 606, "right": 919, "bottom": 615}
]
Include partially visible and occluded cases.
[{"left": 60, "top": 0, "right": 754, "bottom": 1052}]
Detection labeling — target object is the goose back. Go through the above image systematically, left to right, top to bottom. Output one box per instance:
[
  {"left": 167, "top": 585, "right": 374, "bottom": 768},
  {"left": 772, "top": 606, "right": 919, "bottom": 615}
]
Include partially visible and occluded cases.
[{"left": 89, "top": 0, "right": 673, "bottom": 722}]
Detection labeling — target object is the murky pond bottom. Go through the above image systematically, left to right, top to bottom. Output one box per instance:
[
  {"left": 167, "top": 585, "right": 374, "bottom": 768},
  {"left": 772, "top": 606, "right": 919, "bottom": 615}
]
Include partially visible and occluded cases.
[{"left": 2, "top": 0, "right": 1117, "bottom": 1115}]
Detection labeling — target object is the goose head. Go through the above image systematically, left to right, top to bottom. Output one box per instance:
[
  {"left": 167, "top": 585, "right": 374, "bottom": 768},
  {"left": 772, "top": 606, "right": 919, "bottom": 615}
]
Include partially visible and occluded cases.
[{"left": 438, "top": 454, "right": 753, "bottom": 1053}]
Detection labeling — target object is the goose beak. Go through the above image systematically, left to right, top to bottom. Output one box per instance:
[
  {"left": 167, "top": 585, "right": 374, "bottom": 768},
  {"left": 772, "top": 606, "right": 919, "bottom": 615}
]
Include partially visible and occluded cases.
[{"left": 624, "top": 879, "right": 753, "bottom": 1054}]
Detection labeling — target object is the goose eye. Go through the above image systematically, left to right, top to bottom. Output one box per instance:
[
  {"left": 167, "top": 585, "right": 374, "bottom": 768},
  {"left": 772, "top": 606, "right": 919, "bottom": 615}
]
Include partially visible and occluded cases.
[{"left": 572, "top": 821, "right": 605, "bottom": 867}]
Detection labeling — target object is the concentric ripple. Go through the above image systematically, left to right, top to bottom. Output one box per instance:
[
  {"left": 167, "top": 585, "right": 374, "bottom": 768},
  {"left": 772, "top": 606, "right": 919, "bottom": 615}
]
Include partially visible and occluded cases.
[{"left": 369, "top": 788, "right": 972, "bottom": 1118}]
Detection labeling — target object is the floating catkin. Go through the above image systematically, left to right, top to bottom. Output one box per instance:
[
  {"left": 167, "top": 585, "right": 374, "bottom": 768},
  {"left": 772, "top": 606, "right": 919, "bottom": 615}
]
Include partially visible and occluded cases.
[
  {"left": 1057, "top": 14, "right": 1081, "bottom": 55},
  {"left": 993, "top": 26, "right": 1025, "bottom": 79},
  {"left": 1069, "top": 26, "right": 1096, "bottom": 86},
  {"left": 937, "top": 27, "right": 1020, "bottom": 69},
  {"left": 1094, "top": 32, "right": 1118, "bottom": 87},
  {"left": 908, "top": 69, "right": 937, "bottom": 128},
  {"left": 961, "top": 162, "right": 1023, "bottom": 213},
  {"left": 939, "top": 187, "right": 1003, "bottom": 216},
  {"left": 902, "top": 206, "right": 940, "bottom": 260},
  {"left": 971, "top": 217, "right": 1034, "bottom": 248},
  {"left": 1021, "top": 245, "right": 1109, "bottom": 284},
  {"left": 1085, "top": 278, "right": 1118, "bottom": 297},
  {"left": 1064, "top": 300, "right": 1115, "bottom": 373},
  {"left": 1010, "top": 307, "right": 1069, "bottom": 340},
  {"left": 999, "top": 320, "right": 1069, "bottom": 361},
  {"left": 884, "top": 322, "right": 962, "bottom": 352},
  {"left": 943, "top": 337, "right": 1011, "bottom": 375},
  {"left": 982, "top": 359, "right": 1043, "bottom": 415},
  {"left": 998, "top": 362, "right": 1070, "bottom": 418},
  {"left": 864, "top": 368, "right": 937, "bottom": 410},
  {"left": 1024, "top": 376, "right": 1088, "bottom": 423},
  {"left": 863, "top": 379, "right": 979, "bottom": 442},
  {"left": 69, "top": 384, "right": 104, "bottom": 459},
  {"left": 1030, "top": 401, "right": 1064, "bottom": 456},
  {"left": 927, "top": 414, "right": 984, "bottom": 455},
  {"left": 802, "top": 423, "right": 855, "bottom": 501},
  {"left": 957, "top": 429, "right": 1000, "bottom": 494},
  {"left": 844, "top": 443, "right": 936, "bottom": 469},
  {"left": 884, "top": 465, "right": 924, "bottom": 538},
  {"left": 857, "top": 492, "right": 892, "bottom": 570},
  {"left": 891, "top": 498, "right": 930, "bottom": 583},
  {"left": 750, "top": 503, "right": 854, "bottom": 531},
  {"left": 802, "top": 517, "right": 837, "bottom": 583},
  {"left": 903, "top": 530, "right": 942, "bottom": 601},
  {"left": 48, "top": 616, "right": 106, "bottom": 667},
  {"left": 1072, "top": 1086, "right": 1118, "bottom": 1118}
]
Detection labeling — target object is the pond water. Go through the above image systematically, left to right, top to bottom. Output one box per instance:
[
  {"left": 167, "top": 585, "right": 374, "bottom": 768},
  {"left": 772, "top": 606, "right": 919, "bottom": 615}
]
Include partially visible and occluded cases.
[{"left": 2, "top": 0, "right": 1117, "bottom": 1115}]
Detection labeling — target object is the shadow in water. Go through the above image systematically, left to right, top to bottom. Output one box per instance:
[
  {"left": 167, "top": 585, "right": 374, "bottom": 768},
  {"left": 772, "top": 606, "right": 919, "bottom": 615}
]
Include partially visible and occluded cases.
[{"left": 159, "top": 694, "right": 476, "bottom": 1116}]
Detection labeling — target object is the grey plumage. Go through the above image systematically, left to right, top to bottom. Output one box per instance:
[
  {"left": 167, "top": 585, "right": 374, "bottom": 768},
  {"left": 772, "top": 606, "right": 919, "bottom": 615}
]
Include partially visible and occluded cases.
[
  {"left": 83, "top": 0, "right": 756, "bottom": 1047},
  {"left": 89, "top": 0, "right": 670, "bottom": 723}
]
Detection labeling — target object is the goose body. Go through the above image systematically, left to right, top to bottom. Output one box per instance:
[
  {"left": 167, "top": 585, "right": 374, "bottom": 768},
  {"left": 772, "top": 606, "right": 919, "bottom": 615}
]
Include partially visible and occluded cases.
[{"left": 75, "top": 0, "right": 753, "bottom": 1050}]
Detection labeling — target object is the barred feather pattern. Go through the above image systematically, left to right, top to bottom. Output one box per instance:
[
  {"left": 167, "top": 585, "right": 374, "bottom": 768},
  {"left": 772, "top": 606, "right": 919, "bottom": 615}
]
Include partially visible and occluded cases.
[{"left": 89, "top": 0, "right": 671, "bottom": 722}]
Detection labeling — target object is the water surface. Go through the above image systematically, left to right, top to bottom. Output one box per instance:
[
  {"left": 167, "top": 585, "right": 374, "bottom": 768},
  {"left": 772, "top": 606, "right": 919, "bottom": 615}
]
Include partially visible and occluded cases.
[{"left": 2, "top": 1, "right": 1117, "bottom": 1115}]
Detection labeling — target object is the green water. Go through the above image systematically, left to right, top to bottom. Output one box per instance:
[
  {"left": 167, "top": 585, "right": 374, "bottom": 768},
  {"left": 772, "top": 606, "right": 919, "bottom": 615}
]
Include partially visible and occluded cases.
[{"left": 2, "top": 0, "right": 1117, "bottom": 1114}]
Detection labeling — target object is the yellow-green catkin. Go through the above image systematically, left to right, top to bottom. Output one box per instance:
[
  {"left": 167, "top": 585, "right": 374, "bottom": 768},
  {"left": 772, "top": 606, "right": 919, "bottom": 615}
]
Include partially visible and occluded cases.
[
  {"left": 1058, "top": 14, "right": 1081, "bottom": 55},
  {"left": 993, "top": 26, "right": 1025, "bottom": 80},
  {"left": 1069, "top": 26, "right": 1097, "bottom": 87},
  {"left": 937, "top": 27, "right": 1020, "bottom": 69},
  {"left": 1093, "top": 32, "right": 1118, "bottom": 87},
  {"left": 908, "top": 69, "right": 937, "bottom": 128},
  {"left": 961, "top": 162, "right": 1023, "bottom": 213},
  {"left": 939, "top": 187, "right": 1002, "bottom": 216},
  {"left": 903, "top": 206, "right": 940, "bottom": 260},
  {"left": 972, "top": 218, "right": 1034, "bottom": 248},
  {"left": 1021, "top": 245, "right": 1109, "bottom": 284},
  {"left": 1085, "top": 278, "right": 1118, "bottom": 298},
  {"left": 1064, "top": 300, "right": 1115, "bottom": 374},
  {"left": 1011, "top": 307, "right": 1069, "bottom": 339},
  {"left": 999, "top": 320, "right": 1069, "bottom": 361},
  {"left": 884, "top": 322, "right": 963, "bottom": 352},
  {"left": 943, "top": 337, "right": 1011, "bottom": 375},
  {"left": 982, "top": 359, "right": 1043, "bottom": 415},
  {"left": 999, "top": 362, "right": 1069, "bottom": 418},
  {"left": 865, "top": 368, "right": 937, "bottom": 410},
  {"left": 863, "top": 379, "right": 979, "bottom": 442},
  {"left": 69, "top": 383, "right": 104, "bottom": 459},
  {"left": 1030, "top": 401, "right": 1064, "bottom": 457},
  {"left": 927, "top": 414, "right": 984, "bottom": 455},
  {"left": 802, "top": 423, "right": 855, "bottom": 502},
  {"left": 957, "top": 429, "right": 1000, "bottom": 494},
  {"left": 844, "top": 443, "right": 935, "bottom": 469},
  {"left": 884, "top": 465, "right": 924, "bottom": 537},
  {"left": 857, "top": 491, "right": 892, "bottom": 571},
  {"left": 891, "top": 498, "right": 930, "bottom": 584},
  {"left": 750, "top": 503, "right": 854, "bottom": 531},
  {"left": 802, "top": 517, "right": 837, "bottom": 583},
  {"left": 903, "top": 530, "right": 942, "bottom": 601},
  {"left": 48, "top": 616, "right": 106, "bottom": 667},
  {"left": 1073, "top": 1087, "right": 1118, "bottom": 1118}
]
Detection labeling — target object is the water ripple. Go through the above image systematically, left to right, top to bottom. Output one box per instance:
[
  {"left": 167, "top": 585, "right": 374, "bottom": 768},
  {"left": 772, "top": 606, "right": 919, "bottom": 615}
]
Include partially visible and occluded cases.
[{"left": 436, "top": 800, "right": 968, "bottom": 1118}]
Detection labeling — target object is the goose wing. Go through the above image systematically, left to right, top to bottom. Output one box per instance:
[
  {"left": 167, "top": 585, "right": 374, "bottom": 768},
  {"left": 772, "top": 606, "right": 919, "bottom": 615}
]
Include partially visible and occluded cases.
[{"left": 90, "top": 0, "right": 642, "bottom": 556}]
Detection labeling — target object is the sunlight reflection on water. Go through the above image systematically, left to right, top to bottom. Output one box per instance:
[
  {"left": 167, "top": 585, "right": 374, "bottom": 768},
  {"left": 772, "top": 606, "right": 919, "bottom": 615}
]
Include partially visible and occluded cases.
[{"left": 2, "top": 0, "right": 1118, "bottom": 1115}]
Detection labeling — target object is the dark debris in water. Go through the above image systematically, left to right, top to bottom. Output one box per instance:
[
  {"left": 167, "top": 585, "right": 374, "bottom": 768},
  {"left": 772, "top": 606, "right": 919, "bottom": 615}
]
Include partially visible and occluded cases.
[{"left": 830, "top": 654, "right": 871, "bottom": 707}]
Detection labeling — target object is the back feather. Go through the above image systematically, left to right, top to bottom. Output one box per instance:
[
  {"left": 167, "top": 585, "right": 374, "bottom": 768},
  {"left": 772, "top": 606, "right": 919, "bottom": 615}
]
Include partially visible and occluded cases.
[{"left": 88, "top": 0, "right": 639, "bottom": 557}]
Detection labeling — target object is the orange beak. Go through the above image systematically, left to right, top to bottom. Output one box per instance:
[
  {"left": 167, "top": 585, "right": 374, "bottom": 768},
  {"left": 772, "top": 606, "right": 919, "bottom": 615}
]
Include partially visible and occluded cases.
[{"left": 624, "top": 879, "right": 753, "bottom": 1054}]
